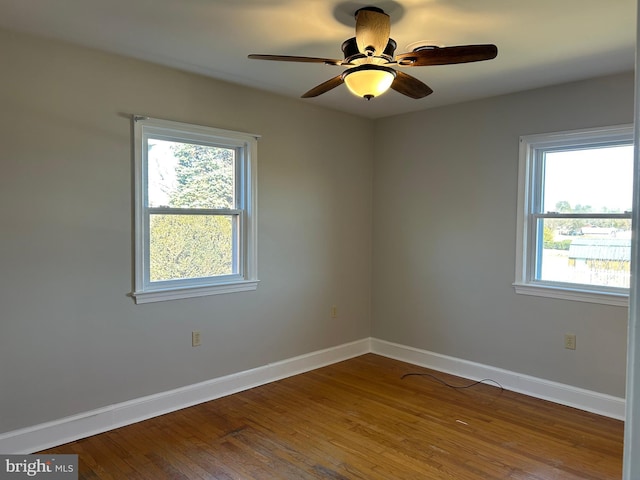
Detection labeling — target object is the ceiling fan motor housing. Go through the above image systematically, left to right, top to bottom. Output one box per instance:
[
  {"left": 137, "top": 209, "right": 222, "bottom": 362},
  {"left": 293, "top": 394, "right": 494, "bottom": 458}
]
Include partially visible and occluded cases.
[{"left": 341, "top": 37, "right": 397, "bottom": 63}]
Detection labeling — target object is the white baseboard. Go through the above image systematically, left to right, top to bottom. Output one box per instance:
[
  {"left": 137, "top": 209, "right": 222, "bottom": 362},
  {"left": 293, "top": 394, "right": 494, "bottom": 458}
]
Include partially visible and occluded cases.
[
  {"left": 0, "top": 337, "right": 625, "bottom": 454},
  {"left": 370, "top": 338, "right": 626, "bottom": 420},
  {"left": 0, "top": 339, "right": 371, "bottom": 454}
]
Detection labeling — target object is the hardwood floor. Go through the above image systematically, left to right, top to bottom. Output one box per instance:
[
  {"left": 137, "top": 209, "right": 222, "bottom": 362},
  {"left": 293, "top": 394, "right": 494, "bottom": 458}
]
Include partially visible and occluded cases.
[{"left": 40, "top": 354, "right": 624, "bottom": 479}]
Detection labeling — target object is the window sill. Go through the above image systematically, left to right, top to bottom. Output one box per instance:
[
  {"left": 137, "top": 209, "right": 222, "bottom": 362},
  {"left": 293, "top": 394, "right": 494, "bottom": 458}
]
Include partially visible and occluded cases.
[
  {"left": 132, "top": 280, "right": 259, "bottom": 304},
  {"left": 513, "top": 282, "right": 628, "bottom": 307}
]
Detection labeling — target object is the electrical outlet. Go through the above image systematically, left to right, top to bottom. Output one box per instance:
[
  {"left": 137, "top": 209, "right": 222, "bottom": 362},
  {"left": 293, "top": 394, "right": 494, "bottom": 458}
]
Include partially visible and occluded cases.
[
  {"left": 331, "top": 305, "right": 338, "bottom": 318},
  {"left": 192, "top": 331, "right": 202, "bottom": 347},
  {"left": 564, "top": 333, "right": 576, "bottom": 350}
]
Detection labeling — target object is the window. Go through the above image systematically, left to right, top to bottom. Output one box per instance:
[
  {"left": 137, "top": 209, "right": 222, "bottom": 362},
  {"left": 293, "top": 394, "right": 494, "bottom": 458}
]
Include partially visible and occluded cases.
[
  {"left": 132, "top": 117, "right": 259, "bottom": 304},
  {"left": 514, "top": 125, "right": 634, "bottom": 306}
]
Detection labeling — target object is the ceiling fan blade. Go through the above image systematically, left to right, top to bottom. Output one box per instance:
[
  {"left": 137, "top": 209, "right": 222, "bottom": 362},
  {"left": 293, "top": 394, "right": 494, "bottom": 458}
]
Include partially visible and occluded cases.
[
  {"left": 355, "top": 7, "right": 390, "bottom": 56},
  {"left": 396, "top": 44, "right": 498, "bottom": 66},
  {"left": 248, "top": 54, "right": 345, "bottom": 66},
  {"left": 391, "top": 71, "right": 433, "bottom": 99},
  {"left": 301, "top": 75, "right": 345, "bottom": 98}
]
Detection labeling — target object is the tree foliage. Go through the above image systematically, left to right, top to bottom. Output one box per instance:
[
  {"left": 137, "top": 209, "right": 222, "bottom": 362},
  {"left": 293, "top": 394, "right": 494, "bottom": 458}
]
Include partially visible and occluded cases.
[
  {"left": 150, "top": 143, "right": 236, "bottom": 282},
  {"left": 170, "top": 144, "right": 235, "bottom": 208},
  {"left": 150, "top": 215, "right": 233, "bottom": 282}
]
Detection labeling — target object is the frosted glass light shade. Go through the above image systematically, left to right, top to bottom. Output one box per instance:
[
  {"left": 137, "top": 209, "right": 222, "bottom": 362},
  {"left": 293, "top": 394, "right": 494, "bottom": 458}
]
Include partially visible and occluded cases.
[{"left": 343, "top": 66, "right": 396, "bottom": 100}]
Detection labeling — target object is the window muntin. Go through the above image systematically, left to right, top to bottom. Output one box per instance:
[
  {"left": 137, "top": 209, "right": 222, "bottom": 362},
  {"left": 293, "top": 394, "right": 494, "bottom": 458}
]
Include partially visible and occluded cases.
[
  {"left": 132, "top": 117, "right": 258, "bottom": 304},
  {"left": 515, "top": 125, "right": 634, "bottom": 305}
]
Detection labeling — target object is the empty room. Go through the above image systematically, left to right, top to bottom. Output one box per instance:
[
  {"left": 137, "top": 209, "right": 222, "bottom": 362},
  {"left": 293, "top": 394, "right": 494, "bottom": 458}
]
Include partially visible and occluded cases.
[{"left": 1, "top": 1, "right": 639, "bottom": 479}]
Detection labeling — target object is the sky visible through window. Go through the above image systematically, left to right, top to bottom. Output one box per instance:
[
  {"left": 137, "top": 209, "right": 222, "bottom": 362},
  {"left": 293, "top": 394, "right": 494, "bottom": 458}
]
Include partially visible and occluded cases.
[
  {"left": 148, "top": 139, "right": 179, "bottom": 207},
  {"left": 543, "top": 145, "right": 634, "bottom": 213}
]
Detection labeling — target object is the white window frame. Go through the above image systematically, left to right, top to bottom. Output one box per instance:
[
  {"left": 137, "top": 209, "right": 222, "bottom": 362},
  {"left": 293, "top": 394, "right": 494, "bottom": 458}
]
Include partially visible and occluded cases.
[
  {"left": 131, "top": 116, "right": 259, "bottom": 304},
  {"left": 514, "top": 124, "right": 633, "bottom": 307}
]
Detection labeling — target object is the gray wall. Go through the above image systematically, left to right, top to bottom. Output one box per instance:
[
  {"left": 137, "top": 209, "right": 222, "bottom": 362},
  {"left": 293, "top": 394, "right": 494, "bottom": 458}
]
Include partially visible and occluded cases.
[
  {"left": 0, "top": 28, "right": 373, "bottom": 433},
  {"left": 372, "top": 72, "right": 634, "bottom": 397}
]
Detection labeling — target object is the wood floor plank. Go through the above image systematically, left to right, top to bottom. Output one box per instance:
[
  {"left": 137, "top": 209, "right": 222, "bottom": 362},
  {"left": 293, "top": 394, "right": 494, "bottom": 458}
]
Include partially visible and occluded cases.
[{"left": 40, "top": 354, "right": 623, "bottom": 479}]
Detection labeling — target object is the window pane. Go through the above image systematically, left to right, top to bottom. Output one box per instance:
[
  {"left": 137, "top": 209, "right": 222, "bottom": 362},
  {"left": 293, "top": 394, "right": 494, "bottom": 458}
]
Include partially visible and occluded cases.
[
  {"left": 148, "top": 139, "right": 235, "bottom": 209},
  {"left": 542, "top": 145, "right": 633, "bottom": 214},
  {"left": 149, "top": 214, "right": 236, "bottom": 282},
  {"left": 537, "top": 218, "right": 631, "bottom": 288}
]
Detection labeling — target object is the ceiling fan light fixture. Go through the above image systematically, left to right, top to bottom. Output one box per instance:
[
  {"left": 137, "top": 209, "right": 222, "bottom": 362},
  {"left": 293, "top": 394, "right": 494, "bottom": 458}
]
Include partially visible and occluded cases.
[
  {"left": 248, "top": 6, "right": 497, "bottom": 102},
  {"left": 343, "top": 65, "right": 396, "bottom": 100}
]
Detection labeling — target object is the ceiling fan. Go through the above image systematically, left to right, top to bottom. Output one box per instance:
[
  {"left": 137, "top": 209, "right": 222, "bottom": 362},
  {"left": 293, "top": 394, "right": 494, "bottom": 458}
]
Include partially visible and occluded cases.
[{"left": 248, "top": 6, "right": 498, "bottom": 101}]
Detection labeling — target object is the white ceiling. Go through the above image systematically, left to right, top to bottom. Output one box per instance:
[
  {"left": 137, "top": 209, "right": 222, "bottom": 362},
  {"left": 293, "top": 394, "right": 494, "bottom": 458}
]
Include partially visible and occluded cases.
[{"left": 0, "top": 0, "right": 636, "bottom": 119}]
